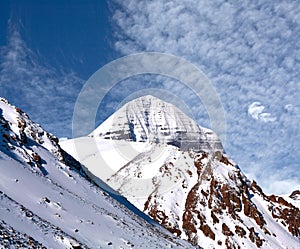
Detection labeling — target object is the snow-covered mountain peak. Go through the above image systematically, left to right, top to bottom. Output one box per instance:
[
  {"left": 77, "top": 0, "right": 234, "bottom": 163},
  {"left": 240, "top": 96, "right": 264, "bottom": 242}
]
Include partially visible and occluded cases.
[
  {"left": 2, "top": 94, "right": 298, "bottom": 248},
  {"left": 62, "top": 95, "right": 300, "bottom": 249},
  {"left": 90, "top": 95, "right": 223, "bottom": 151},
  {"left": 0, "top": 97, "right": 195, "bottom": 248}
]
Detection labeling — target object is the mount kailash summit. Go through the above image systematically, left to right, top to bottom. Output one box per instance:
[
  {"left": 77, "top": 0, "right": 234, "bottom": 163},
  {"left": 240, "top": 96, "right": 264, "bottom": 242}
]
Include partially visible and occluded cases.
[{"left": 63, "top": 95, "right": 300, "bottom": 249}]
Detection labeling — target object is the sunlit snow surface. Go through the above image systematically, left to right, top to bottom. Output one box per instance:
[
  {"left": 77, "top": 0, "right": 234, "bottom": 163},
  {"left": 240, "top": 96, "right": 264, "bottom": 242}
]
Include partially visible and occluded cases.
[
  {"left": 61, "top": 96, "right": 300, "bottom": 249},
  {"left": 0, "top": 99, "right": 194, "bottom": 248},
  {"left": 62, "top": 137, "right": 300, "bottom": 249}
]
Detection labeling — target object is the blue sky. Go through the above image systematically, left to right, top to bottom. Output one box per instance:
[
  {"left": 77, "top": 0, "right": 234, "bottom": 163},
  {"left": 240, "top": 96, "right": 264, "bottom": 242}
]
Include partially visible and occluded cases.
[
  {"left": 0, "top": 0, "right": 299, "bottom": 195},
  {"left": 1, "top": 0, "right": 114, "bottom": 77}
]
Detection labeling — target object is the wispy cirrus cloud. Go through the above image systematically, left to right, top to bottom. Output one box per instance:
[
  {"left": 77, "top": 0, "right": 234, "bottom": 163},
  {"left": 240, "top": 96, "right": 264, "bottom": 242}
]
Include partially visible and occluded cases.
[
  {"left": 110, "top": 0, "right": 300, "bottom": 194},
  {"left": 0, "top": 20, "right": 84, "bottom": 138}
]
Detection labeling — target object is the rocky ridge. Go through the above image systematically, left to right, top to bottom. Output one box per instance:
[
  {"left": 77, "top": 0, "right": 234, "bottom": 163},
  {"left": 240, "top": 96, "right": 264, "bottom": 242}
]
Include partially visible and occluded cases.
[{"left": 65, "top": 95, "right": 300, "bottom": 249}]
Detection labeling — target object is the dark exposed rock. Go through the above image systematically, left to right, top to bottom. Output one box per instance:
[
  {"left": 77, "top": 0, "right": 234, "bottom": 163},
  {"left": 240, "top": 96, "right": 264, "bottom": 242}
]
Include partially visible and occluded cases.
[
  {"left": 3, "top": 133, "right": 10, "bottom": 142},
  {"left": 289, "top": 190, "right": 300, "bottom": 200},
  {"left": 200, "top": 223, "right": 215, "bottom": 240},
  {"left": 222, "top": 223, "right": 233, "bottom": 236},
  {"left": 235, "top": 225, "right": 246, "bottom": 237},
  {"left": 249, "top": 227, "right": 264, "bottom": 247}
]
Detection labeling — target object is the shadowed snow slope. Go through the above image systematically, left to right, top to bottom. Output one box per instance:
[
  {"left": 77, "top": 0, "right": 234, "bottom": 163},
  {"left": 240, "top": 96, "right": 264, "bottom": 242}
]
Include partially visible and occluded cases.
[
  {"left": 62, "top": 95, "right": 300, "bottom": 249},
  {"left": 0, "top": 97, "right": 195, "bottom": 249}
]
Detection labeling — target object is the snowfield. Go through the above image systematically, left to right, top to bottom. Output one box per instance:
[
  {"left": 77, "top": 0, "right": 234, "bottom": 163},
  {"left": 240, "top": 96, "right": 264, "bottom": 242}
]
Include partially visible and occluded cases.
[
  {"left": 1, "top": 95, "right": 299, "bottom": 248},
  {"left": 62, "top": 95, "right": 300, "bottom": 249},
  {"left": 0, "top": 97, "right": 195, "bottom": 249}
]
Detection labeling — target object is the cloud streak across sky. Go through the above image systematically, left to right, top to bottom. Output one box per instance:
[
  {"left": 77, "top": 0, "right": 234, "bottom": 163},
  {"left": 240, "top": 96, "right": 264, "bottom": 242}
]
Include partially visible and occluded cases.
[
  {"left": 110, "top": 0, "right": 300, "bottom": 194},
  {"left": 0, "top": 20, "right": 84, "bottom": 138}
]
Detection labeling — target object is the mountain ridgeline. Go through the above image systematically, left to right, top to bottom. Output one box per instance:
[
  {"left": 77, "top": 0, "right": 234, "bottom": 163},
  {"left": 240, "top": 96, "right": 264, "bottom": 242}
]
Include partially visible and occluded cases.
[
  {"left": 0, "top": 95, "right": 299, "bottom": 249},
  {"left": 64, "top": 95, "right": 300, "bottom": 249}
]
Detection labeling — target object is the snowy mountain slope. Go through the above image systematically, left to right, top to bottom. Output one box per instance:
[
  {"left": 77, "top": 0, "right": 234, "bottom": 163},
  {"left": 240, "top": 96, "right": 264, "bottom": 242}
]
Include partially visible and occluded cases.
[
  {"left": 62, "top": 95, "right": 300, "bottom": 249},
  {"left": 0, "top": 98, "right": 195, "bottom": 249}
]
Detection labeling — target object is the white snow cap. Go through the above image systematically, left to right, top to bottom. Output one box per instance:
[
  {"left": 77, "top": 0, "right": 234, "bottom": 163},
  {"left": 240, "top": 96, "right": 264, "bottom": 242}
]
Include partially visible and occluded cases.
[{"left": 91, "top": 95, "right": 223, "bottom": 151}]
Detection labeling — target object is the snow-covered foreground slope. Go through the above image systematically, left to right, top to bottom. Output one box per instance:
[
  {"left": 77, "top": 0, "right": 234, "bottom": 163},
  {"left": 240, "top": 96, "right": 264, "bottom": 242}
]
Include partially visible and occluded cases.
[
  {"left": 62, "top": 95, "right": 300, "bottom": 249},
  {"left": 0, "top": 98, "right": 195, "bottom": 249}
]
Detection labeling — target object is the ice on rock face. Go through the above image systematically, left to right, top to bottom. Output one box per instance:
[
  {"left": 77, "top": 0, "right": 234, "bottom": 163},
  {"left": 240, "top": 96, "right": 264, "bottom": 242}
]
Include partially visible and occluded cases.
[{"left": 90, "top": 95, "right": 223, "bottom": 151}]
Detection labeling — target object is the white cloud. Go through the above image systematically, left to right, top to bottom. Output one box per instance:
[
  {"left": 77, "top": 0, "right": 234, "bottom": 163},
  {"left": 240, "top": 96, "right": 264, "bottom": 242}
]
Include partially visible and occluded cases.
[
  {"left": 110, "top": 0, "right": 300, "bottom": 194},
  {"left": 248, "top": 102, "right": 276, "bottom": 122},
  {"left": 248, "top": 102, "right": 265, "bottom": 120},
  {"left": 259, "top": 113, "right": 277, "bottom": 123}
]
